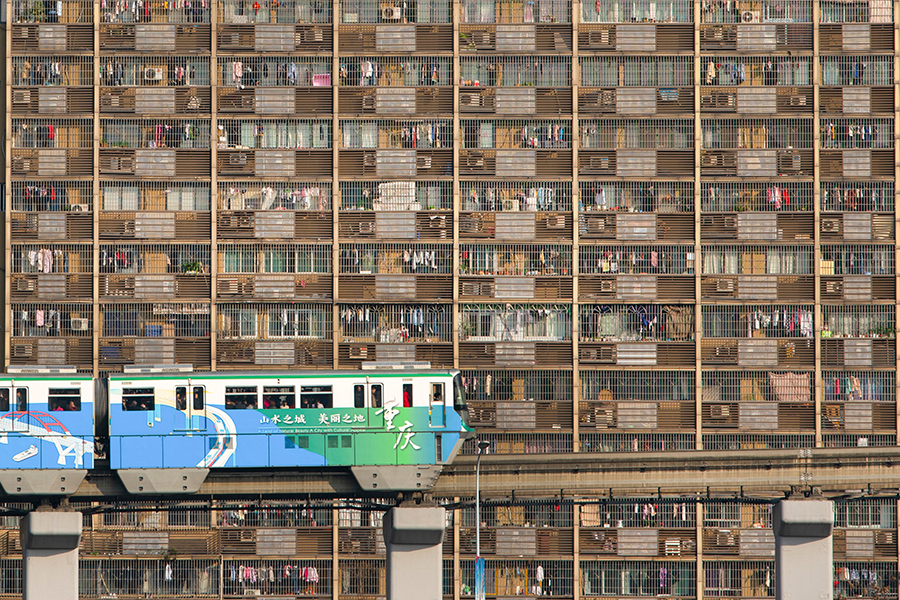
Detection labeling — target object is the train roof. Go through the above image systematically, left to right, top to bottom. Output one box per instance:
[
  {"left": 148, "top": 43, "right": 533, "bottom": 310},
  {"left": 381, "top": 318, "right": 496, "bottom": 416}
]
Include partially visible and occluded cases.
[
  {"left": 107, "top": 369, "right": 460, "bottom": 381},
  {"left": 0, "top": 373, "right": 93, "bottom": 382}
]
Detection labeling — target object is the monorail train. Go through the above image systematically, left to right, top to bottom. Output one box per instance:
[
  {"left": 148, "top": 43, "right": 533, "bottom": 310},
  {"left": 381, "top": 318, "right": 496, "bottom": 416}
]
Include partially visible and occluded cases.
[{"left": 0, "top": 367, "right": 470, "bottom": 495}]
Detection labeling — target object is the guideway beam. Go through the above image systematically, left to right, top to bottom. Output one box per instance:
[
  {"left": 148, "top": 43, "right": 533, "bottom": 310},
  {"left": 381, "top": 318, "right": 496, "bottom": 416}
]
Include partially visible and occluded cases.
[
  {"left": 773, "top": 497, "right": 834, "bottom": 600},
  {"left": 383, "top": 505, "right": 446, "bottom": 600},
  {"left": 21, "top": 510, "right": 82, "bottom": 600}
]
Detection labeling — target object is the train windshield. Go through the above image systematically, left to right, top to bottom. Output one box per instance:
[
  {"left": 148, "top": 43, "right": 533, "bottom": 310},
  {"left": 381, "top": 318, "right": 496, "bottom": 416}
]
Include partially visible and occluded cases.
[{"left": 452, "top": 373, "right": 466, "bottom": 411}]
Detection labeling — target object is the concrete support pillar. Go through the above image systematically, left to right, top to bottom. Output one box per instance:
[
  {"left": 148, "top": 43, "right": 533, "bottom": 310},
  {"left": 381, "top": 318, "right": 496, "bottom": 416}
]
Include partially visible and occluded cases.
[
  {"left": 773, "top": 498, "right": 834, "bottom": 600},
  {"left": 383, "top": 505, "right": 446, "bottom": 600},
  {"left": 21, "top": 510, "right": 82, "bottom": 600}
]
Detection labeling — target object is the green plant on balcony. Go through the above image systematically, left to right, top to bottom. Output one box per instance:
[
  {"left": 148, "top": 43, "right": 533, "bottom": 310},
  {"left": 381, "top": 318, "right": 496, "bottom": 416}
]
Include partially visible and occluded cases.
[{"left": 181, "top": 261, "right": 204, "bottom": 274}]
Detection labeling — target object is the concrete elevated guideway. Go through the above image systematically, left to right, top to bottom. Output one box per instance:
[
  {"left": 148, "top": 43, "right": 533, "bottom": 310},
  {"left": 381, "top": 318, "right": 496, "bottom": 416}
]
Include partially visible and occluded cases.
[{"left": 42, "top": 446, "right": 900, "bottom": 501}]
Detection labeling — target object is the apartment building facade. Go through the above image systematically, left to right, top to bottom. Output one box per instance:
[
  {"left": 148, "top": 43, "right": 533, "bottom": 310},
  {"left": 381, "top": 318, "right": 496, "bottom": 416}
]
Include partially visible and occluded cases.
[{"left": 3, "top": 0, "right": 900, "bottom": 596}]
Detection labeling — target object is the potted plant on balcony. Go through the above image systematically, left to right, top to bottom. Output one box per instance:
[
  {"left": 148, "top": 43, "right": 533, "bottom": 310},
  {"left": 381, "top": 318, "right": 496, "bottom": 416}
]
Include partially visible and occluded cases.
[{"left": 181, "top": 261, "right": 203, "bottom": 275}]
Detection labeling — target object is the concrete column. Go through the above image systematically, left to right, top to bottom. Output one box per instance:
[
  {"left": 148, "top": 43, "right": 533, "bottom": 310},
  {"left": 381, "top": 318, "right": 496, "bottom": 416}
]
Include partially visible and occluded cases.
[
  {"left": 773, "top": 498, "right": 834, "bottom": 600},
  {"left": 382, "top": 505, "right": 446, "bottom": 600},
  {"left": 21, "top": 511, "right": 82, "bottom": 600}
]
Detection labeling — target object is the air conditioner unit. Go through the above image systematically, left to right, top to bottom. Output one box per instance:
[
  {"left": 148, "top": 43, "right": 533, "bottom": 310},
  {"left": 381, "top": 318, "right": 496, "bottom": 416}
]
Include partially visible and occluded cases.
[
  {"left": 382, "top": 5, "right": 402, "bottom": 19},
  {"left": 741, "top": 10, "right": 760, "bottom": 22},
  {"left": 144, "top": 67, "right": 164, "bottom": 81},
  {"left": 12, "top": 90, "right": 32, "bottom": 105},
  {"left": 460, "top": 92, "right": 481, "bottom": 106},
  {"left": 11, "top": 158, "right": 32, "bottom": 173},
  {"left": 547, "top": 215, "right": 566, "bottom": 229},
  {"left": 587, "top": 218, "right": 607, "bottom": 232},
  {"left": 821, "top": 218, "right": 842, "bottom": 233},
  {"left": 716, "top": 278, "right": 735, "bottom": 293},
  {"left": 16, "top": 279, "right": 35, "bottom": 292},
  {"left": 824, "top": 281, "right": 844, "bottom": 294},
  {"left": 70, "top": 318, "right": 90, "bottom": 332},
  {"left": 710, "top": 405, "right": 731, "bottom": 418},
  {"left": 594, "top": 407, "right": 614, "bottom": 428},
  {"left": 716, "top": 532, "right": 737, "bottom": 545}
]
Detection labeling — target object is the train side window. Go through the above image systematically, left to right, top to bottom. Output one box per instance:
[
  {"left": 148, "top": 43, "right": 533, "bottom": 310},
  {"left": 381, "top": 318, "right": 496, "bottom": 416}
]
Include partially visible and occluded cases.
[
  {"left": 431, "top": 383, "right": 444, "bottom": 405},
  {"left": 370, "top": 384, "right": 382, "bottom": 408},
  {"left": 403, "top": 384, "right": 412, "bottom": 407},
  {"left": 301, "top": 385, "right": 332, "bottom": 408},
  {"left": 353, "top": 385, "right": 364, "bottom": 409},
  {"left": 225, "top": 386, "right": 257, "bottom": 409},
  {"left": 263, "top": 386, "right": 295, "bottom": 409},
  {"left": 175, "top": 387, "right": 187, "bottom": 410},
  {"left": 192, "top": 387, "right": 204, "bottom": 411},
  {"left": 122, "top": 388, "right": 154, "bottom": 411},
  {"left": 15, "top": 389, "right": 27, "bottom": 412},
  {"left": 49, "top": 389, "right": 81, "bottom": 412},
  {"left": 0, "top": 390, "right": 9, "bottom": 412},
  {"left": 296, "top": 436, "right": 309, "bottom": 449}
]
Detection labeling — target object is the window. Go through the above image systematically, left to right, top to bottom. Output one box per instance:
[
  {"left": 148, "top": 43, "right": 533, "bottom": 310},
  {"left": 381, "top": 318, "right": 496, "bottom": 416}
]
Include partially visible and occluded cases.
[
  {"left": 262, "top": 247, "right": 329, "bottom": 274},
  {"left": 222, "top": 248, "right": 256, "bottom": 273},
  {"left": 267, "top": 308, "right": 327, "bottom": 338},
  {"left": 223, "top": 309, "right": 257, "bottom": 338},
  {"left": 403, "top": 383, "right": 413, "bottom": 407},
  {"left": 431, "top": 383, "right": 444, "bottom": 404},
  {"left": 354, "top": 384, "right": 365, "bottom": 409},
  {"left": 370, "top": 384, "right": 382, "bottom": 408},
  {"left": 301, "top": 385, "right": 332, "bottom": 408},
  {"left": 225, "top": 386, "right": 257, "bottom": 410},
  {"left": 263, "top": 386, "right": 295, "bottom": 409},
  {"left": 176, "top": 387, "right": 187, "bottom": 410},
  {"left": 193, "top": 387, "right": 204, "bottom": 410},
  {"left": 49, "top": 388, "right": 81, "bottom": 412},
  {"left": 122, "top": 388, "right": 154, "bottom": 411},
  {"left": 15, "top": 389, "right": 28, "bottom": 412},
  {"left": 0, "top": 390, "right": 10, "bottom": 412},
  {"left": 326, "top": 435, "right": 352, "bottom": 448},
  {"left": 296, "top": 436, "right": 310, "bottom": 449}
]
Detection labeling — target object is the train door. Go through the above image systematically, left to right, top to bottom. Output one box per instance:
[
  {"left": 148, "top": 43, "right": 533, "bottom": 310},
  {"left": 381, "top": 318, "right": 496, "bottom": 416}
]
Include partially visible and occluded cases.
[
  {"left": 429, "top": 382, "right": 445, "bottom": 428},
  {"left": 353, "top": 383, "right": 383, "bottom": 409},
  {"left": 175, "top": 385, "right": 206, "bottom": 430},
  {"left": 190, "top": 385, "right": 206, "bottom": 430}
]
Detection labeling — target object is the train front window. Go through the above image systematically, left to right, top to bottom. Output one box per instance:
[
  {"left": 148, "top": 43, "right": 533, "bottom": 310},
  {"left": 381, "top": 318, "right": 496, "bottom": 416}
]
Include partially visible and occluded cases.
[
  {"left": 453, "top": 374, "right": 466, "bottom": 411},
  {"left": 301, "top": 385, "right": 332, "bottom": 408},
  {"left": 225, "top": 386, "right": 258, "bottom": 409},
  {"left": 263, "top": 386, "right": 295, "bottom": 409},
  {"left": 122, "top": 388, "right": 154, "bottom": 411},
  {"left": 49, "top": 389, "right": 81, "bottom": 412}
]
